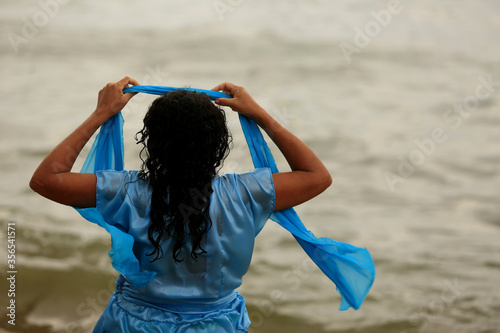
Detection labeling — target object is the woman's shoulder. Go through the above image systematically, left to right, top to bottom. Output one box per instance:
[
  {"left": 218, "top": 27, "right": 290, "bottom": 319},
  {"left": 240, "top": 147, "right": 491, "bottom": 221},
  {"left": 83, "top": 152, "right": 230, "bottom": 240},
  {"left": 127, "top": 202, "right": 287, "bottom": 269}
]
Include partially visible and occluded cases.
[
  {"left": 213, "top": 167, "right": 274, "bottom": 200},
  {"left": 216, "top": 167, "right": 272, "bottom": 182},
  {"left": 212, "top": 168, "right": 275, "bottom": 234},
  {"left": 96, "top": 169, "right": 140, "bottom": 178},
  {"left": 96, "top": 170, "right": 148, "bottom": 197},
  {"left": 96, "top": 170, "right": 150, "bottom": 210},
  {"left": 96, "top": 170, "right": 145, "bottom": 185}
]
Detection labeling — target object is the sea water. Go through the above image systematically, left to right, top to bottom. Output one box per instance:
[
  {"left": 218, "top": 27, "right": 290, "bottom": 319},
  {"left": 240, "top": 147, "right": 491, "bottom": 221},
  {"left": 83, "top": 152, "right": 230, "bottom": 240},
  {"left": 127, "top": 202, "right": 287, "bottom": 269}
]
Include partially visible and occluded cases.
[{"left": 0, "top": 1, "right": 499, "bottom": 332}]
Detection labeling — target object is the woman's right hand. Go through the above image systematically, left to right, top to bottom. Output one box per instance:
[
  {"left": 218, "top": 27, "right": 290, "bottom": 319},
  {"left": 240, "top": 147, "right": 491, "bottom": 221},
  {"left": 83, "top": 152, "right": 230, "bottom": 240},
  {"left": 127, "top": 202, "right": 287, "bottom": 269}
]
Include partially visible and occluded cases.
[{"left": 211, "top": 82, "right": 265, "bottom": 121}]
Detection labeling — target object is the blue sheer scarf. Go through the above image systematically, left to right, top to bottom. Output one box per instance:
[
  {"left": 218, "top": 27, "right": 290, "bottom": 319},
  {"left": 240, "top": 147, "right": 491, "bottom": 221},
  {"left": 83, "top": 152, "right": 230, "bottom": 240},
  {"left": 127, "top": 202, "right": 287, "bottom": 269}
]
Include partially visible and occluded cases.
[{"left": 75, "top": 85, "right": 375, "bottom": 310}]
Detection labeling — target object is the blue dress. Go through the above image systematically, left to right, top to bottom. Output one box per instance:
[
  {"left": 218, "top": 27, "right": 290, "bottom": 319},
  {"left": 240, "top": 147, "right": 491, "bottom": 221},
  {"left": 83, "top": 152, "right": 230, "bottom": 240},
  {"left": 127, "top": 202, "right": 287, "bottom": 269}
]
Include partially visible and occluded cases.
[{"left": 92, "top": 168, "right": 275, "bottom": 333}]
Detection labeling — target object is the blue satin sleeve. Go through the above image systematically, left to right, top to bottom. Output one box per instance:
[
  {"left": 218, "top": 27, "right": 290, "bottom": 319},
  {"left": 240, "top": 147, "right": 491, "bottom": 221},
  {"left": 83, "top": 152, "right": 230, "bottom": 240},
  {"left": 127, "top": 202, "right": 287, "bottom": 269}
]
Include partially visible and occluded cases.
[
  {"left": 214, "top": 168, "right": 275, "bottom": 237},
  {"left": 96, "top": 170, "right": 151, "bottom": 232}
]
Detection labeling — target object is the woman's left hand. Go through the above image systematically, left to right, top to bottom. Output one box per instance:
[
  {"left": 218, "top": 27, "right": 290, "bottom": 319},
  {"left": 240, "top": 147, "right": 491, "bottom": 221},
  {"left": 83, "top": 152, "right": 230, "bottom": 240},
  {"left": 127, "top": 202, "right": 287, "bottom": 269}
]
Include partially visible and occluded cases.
[{"left": 95, "top": 76, "right": 140, "bottom": 118}]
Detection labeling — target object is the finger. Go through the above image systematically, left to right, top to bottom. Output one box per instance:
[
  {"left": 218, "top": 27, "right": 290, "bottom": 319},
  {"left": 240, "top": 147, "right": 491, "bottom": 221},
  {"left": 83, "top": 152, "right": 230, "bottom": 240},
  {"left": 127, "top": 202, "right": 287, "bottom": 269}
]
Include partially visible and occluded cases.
[
  {"left": 118, "top": 76, "right": 140, "bottom": 90},
  {"left": 118, "top": 77, "right": 140, "bottom": 99},
  {"left": 128, "top": 77, "right": 140, "bottom": 86},
  {"left": 212, "top": 82, "right": 236, "bottom": 96},
  {"left": 211, "top": 83, "right": 225, "bottom": 91},
  {"left": 123, "top": 93, "right": 137, "bottom": 103},
  {"left": 215, "top": 97, "right": 234, "bottom": 108}
]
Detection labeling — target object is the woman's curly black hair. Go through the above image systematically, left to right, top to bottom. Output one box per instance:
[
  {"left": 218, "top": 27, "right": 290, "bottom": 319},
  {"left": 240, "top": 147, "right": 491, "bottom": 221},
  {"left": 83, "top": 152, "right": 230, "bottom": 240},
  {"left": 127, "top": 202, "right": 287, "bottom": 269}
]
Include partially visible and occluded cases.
[{"left": 135, "top": 89, "right": 231, "bottom": 263}]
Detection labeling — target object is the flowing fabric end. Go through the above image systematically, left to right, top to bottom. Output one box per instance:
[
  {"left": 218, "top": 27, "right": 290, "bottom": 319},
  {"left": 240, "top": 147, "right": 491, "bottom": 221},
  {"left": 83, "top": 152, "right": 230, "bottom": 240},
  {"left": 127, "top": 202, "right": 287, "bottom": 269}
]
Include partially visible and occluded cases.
[
  {"left": 74, "top": 113, "right": 156, "bottom": 289},
  {"left": 240, "top": 114, "right": 376, "bottom": 310},
  {"left": 77, "top": 208, "right": 157, "bottom": 288},
  {"left": 268, "top": 210, "right": 375, "bottom": 310},
  {"left": 295, "top": 234, "right": 375, "bottom": 310}
]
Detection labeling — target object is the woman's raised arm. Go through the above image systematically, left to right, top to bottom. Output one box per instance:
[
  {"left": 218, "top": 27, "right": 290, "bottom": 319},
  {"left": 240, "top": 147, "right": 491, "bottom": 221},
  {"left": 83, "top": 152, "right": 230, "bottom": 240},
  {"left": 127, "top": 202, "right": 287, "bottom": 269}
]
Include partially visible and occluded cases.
[
  {"left": 29, "top": 77, "right": 139, "bottom": 208},
  {"left": 212, "top": 82, "right": 332, "bottom": 211}
]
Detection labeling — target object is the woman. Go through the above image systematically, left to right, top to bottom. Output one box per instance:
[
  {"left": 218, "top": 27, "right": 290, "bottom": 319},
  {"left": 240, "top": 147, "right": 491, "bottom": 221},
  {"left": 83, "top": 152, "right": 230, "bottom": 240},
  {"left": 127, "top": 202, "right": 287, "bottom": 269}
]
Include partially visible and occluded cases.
[{"left": 30, "top": 77, "right": 332, "bottom": 332}]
